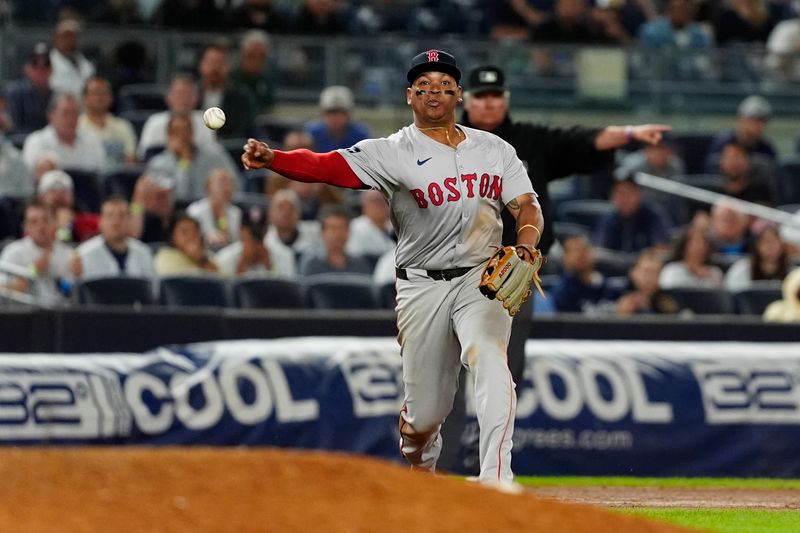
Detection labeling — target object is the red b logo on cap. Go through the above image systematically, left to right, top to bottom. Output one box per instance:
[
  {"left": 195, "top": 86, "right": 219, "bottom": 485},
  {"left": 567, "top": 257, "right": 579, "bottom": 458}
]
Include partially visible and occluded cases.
[{"left": 426, "top": 50, "right": 439, "bottom": 62}]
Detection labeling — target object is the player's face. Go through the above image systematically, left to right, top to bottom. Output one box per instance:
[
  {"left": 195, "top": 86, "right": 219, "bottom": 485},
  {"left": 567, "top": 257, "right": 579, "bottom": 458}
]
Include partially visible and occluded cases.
[
  {"left": 407, "top": 71, "right": 461, "bottom": 125},
  {"left": 464, "top": 91, "right": 508, "bottom": 131}
]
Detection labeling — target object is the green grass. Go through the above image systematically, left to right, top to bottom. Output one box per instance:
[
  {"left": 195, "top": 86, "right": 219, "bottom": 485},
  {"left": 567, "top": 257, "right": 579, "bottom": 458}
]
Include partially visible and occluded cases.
[
  {"left": 516, "top": 476, "right": 800, "bottom": 490},
  {"left": 514, "top": 477, "right": 800, "bottom": 532},
  {"left": 624, "top": 509, "right": 800, "bottom": 533}
]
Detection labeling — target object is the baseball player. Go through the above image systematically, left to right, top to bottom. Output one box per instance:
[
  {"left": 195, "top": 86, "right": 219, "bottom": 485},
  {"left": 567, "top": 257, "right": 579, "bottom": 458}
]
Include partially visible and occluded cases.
[{"left": 243, "top": 50, "right": 543, "bottom": 486}]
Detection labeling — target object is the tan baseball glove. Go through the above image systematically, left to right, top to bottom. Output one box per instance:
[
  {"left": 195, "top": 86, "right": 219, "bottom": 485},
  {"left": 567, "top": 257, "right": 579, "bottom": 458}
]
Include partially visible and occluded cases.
[{"left": 479, "top": 245, "right": 546, "bottom": 317}]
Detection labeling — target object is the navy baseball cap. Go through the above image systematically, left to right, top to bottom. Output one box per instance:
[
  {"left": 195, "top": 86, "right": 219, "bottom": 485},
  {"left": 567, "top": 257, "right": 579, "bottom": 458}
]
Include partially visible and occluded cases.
[
  {"left": 407, "top": 50, "right": 461, "bottom": 85},
  {"left": 466, "top": 65, "right": 506, "bottom": 95}
]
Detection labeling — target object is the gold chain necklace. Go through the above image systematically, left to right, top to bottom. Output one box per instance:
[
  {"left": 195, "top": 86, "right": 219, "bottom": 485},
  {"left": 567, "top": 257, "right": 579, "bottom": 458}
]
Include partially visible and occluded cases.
[{"left": 417, "top": 126, "right": 463, "bottom": 148}]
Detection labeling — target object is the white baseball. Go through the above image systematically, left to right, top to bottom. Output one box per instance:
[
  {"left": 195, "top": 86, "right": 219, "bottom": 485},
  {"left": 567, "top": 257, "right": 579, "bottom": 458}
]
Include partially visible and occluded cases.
[{"left": 203, "top": 107, "right": 226, "bottom": 130}]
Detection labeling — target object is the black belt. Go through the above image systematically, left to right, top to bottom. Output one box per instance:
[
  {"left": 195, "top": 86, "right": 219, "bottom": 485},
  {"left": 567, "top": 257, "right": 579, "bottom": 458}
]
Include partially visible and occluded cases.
[{"left": 395, "top": 266, "right": 473, "bottom": 281}]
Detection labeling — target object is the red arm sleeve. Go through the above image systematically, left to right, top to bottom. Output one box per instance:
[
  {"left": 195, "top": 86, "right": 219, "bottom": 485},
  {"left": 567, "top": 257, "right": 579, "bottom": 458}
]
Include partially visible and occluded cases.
[{"left": 269, "top": 149, "right": 365, "bottom": 189}]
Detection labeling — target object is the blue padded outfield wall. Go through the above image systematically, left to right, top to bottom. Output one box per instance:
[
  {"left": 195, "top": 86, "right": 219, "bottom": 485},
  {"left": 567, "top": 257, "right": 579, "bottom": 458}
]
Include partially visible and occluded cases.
[{"left": 1, "top": 338, "right": 799, "bottom": 477}]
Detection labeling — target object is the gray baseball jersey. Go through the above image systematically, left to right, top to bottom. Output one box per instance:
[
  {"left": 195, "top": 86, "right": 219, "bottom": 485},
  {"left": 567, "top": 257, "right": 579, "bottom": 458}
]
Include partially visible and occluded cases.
[
  {"left": 337, "top": 123, "right": 538, "bottom": 485},
  {"left": 338, "top": 124, "right": 537, "bottom": 269}
]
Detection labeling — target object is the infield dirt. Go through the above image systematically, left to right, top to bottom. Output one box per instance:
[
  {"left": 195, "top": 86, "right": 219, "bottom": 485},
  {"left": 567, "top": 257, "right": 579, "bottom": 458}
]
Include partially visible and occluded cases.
[{"left": 0, "top": 447, "right": 704, "bottom": 533}]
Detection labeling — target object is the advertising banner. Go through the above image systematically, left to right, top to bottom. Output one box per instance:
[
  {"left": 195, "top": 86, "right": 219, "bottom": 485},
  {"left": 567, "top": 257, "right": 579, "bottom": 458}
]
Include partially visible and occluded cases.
[{"left": 2, "top": 339, "right": 799, "bottom": 476}]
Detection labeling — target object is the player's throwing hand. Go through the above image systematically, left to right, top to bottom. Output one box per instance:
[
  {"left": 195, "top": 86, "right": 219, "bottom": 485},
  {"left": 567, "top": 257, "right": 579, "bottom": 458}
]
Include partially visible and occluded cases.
[{"left": 242, "top": 138, "right": 275, "bottom": 170}]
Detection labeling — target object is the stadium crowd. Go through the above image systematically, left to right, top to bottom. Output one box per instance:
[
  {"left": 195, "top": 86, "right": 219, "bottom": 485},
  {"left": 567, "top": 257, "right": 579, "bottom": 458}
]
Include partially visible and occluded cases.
[{"left": 0, "top": 4, "right": 799, "bottom": 320}]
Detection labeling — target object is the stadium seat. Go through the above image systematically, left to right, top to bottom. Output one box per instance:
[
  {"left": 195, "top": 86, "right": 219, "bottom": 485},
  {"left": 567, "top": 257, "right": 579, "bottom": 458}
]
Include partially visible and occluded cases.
[
  {"left": 117, "top": 83, "right": 168, "bottom": 112},
  {"left": 119, "top": 109, "right": 155, "bottom": 139},
  {"left": 669, "top": 132, "right": 715, "bottom": 175},
  {"left": 142, "top": 145, "right": 166, "bottom": 162},
  {"left": 778, "top": 157, "right": 800, "bottom": 205},
  {"left": 103, "top": 165, "right": 146, "bottom": 201},
  {"left": 62, "top": 169, "right": 102, "bottom": 213},
  {"left": 243, "top": 169, "right": 267, "bottom": 194},
  {"left": 0, "top": 197, "right": 23, "bottom": 240},
  {"left": 555, "top": 199, "right": 615, "bottom": 228},
  {"left": 553, "top": 221, "right": 591, "bottom": 242},
  {"left": 593, "top": 247, "right": 637, "bottom": 277},
  {"left": 304, "top": 273, "right": 379, "bottom": 309},
  {"left": 159, "top": 276, "right": 230, "bottom": 308},
  {"left": 75, "top": 277, "right": 155, "bottom": 306},
  {"left": 233, "top": 278, "right": 305, "bottom": 309},
  {"left": 378, "top": 281, "right": 396, "bottom": 309},
  {"left": 733, "top": 282, "right": 783, "bottom": 315},
  {"left": 664, "top": 287, "right": 735, "bottom": 314}
]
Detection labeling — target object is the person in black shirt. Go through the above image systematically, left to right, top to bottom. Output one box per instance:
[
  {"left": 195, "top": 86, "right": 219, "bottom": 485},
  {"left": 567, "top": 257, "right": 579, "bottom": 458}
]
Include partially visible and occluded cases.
[
  {"left": 461, "top": 64, "right": 670, "bottom": 383},
  {"left": 450, "top": 65, "right": 670, "bottom": 473}
]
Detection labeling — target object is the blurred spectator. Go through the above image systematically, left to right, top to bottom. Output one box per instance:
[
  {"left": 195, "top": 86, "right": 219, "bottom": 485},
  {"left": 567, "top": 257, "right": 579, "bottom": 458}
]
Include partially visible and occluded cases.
[
  {"left": 89, "top": 0, "right": 144, "bottom": 25},
  {"left": 157, "top": 0, "right": 222, "bottom": 29},
  {"left": 230, "top": 0, "right": 287, "bottom": 32},
  {"left": 292, "top": 0, "right": 348, "bottom": 34},
  {"left": 482, "top": 0, "right": 551, "bottom": 40},
  {"left": 532, "top": 0, "right": 631, "bottom": 43},
  {"left": 638, "top": 0, "right": 711, "bottom": 48},
  {"left": 713, "top": 0, "right": 781, "bottom": 45},
  {"left": 765, "top": 16, "right": 800, "bottom": 83},
  {"left": 49, "top": 19, "right": 96, "bottom": 96},
  {"left": 230, "top": 30, "right": 275, "bottom": 113},
  {"left": 197, "top": 41, "right": 257, "bottom": 139},
  {"left": 4, "top": 42, "right": 53, "bottom": 135},
  {"left": 137, "top": 73, "right": 217, "bottom": 160},
  {"left": 78, "top": 75, "right": 137, "bottom": 166},
  {"left": 305, "top": 86, "right": 371, "bottom": 152},
  {"left": 22, "top": 93, "right": 107, "bottom": 175},
  {"left": 704, "top": 95, "right": 778, "bottom": 171},
  {"left": 146, "top": 113, "right": 239, "bottom": 201},
  {"left": 0, "top": 133, "right": 34, "bottom": 198},
  {"left": 615, "top": 138, "right": 685, "bottom": 180},
  {"left": 716, "top": 141, "right": 776, "bottom": 205},
  {"left": 186, "top": 168, "right": 242, "bottom": 252},
  {"left": 36, "top": 169, "right": 99, "bottom": 244},
  {"left": 128, "top": 173, "right": 175, "bottom": 243},
  {"left": 593, "top": 176, "right": 673, "bottom": 252},
  {"left": 288, "top": 180, "right": 344, "bottom": 221},
  {"left": 265, "top": 188, "right": 321, "bottom": 263},
  {"left": 346, "top": 189, "right": 394, "bottom": 260},
  {"left": 70, "top": 197, "right": 156, "bottom": 281},
  {"left": 0, "top": 201, "right": 72, "bottom": 307},
  {"left": 710, "top": 201, "right": 750, "bottom": 256},
  {"left": 298, "top": 206, "right": 373, "bottom": 276},
  {"left": 154, "top": 212, "right": 218, "bottom": 275},
  {"left": 215, "top": 217, "right": 295, "bottom": 277},
  {"left": 724, "top": 221, "right": 790, "bottom": 292},
  {"left": 659, "top": 226, "right": 724, "bottom": 289},
  {"left": 551, "top": 234, "right": 619, "bottom": 313},
  {"left": 615, "top": 248, "right": 678, "bottom": 315},
  {"left": 763, "top": 267, "right": 800, "bottom": 322}
]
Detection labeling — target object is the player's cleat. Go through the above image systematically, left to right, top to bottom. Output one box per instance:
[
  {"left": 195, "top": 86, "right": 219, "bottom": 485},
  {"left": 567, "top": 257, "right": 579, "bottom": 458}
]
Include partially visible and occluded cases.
[{"left": 465, "top": 476, "right": 524, "bottom": 495}]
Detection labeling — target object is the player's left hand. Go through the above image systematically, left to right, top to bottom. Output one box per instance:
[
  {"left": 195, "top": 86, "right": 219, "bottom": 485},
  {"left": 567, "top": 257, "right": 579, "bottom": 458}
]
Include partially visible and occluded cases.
[
  {"left": 630, "top": 124, "right": 672, "bottom": 145},
  {"left": 242, "top": 138, "right": 275, "bottom": 170},
  {"left": 479, "top": 245, "right": 546, "bottom": 317}
]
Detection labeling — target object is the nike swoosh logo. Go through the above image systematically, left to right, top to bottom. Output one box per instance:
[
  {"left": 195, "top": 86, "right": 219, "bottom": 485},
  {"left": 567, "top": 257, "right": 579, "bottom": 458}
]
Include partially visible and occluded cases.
[{"left": 417, "top": 157, "right": 432, "bottom": 166}]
